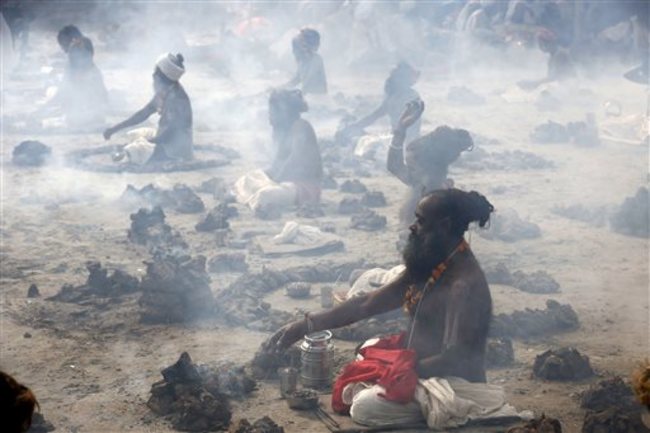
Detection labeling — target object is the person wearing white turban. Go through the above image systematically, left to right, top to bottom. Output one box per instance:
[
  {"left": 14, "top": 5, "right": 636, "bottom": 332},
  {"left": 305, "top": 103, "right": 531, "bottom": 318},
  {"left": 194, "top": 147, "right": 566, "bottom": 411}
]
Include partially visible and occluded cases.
[{"left": 103, "top": 53, "right": 193, "bottom": 164}]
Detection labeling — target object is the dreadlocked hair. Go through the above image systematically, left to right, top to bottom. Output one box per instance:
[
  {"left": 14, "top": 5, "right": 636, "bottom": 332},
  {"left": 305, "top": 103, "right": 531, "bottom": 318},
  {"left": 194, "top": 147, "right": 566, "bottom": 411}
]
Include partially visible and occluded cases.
[
  {"left": 427, "top": 189, "right": 494, "bottom": 237},
  {"left": 0, "top": 371, "right": 38, "bottom": 433}
]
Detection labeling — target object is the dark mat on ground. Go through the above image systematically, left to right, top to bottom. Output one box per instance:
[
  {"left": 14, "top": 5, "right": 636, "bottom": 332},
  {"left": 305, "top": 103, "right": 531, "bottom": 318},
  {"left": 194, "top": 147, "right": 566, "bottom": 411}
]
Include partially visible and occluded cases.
[
  {"left": 65, "top": 144, "right": 233, "bottom": 173},
  {"left": 217, "top": 261, "right": 367, "bottom": 331}
]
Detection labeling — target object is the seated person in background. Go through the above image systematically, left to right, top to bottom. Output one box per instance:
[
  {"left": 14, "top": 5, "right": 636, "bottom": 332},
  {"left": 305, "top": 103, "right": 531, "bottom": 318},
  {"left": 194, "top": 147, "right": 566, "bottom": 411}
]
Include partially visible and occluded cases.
[
  {"left": 49, "top": 25, "right": 108, "bottom": 127},
  {"left": 285, "top": 28, "right": 327, "bottom": 95},
  {"left": 518, "top": 29, "right": 576, "bottom": 90},
  {"left": 103, "top": 53, "right": 193, "bottom": 165},
  {"left": 342, "top": 61, "right": 421, "bottom": 145},
  {"left": 234, "top": 89, "right": 322, "bottom": 215},
  {"left": 388, "top": 100, "right": 474, "bottom": 224},
  {"left": 265, "top": 190, "right": 513, "bottom": 429},
  {"left": 1, "top": 371, "right": 38, "bottom": 433}
]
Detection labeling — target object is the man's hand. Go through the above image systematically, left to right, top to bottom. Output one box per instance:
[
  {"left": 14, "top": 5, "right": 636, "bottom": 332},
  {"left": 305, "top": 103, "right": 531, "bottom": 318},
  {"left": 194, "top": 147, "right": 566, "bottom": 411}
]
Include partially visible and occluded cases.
[
  {"left": 397, "top": 99, "right": 424, "bottom": 132},
  {"left": 103, "top": 127, "right": 115, "bottom": 141},
  {"left": 264, "top": 319, "right": 307, "bottom": 353}
]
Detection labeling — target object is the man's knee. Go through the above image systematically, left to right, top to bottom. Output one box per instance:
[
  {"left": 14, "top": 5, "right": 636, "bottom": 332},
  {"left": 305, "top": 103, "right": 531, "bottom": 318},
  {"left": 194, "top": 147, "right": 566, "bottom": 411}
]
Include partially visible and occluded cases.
[{"left": 349, "top": 385, "right": 422, "bottom": 426}]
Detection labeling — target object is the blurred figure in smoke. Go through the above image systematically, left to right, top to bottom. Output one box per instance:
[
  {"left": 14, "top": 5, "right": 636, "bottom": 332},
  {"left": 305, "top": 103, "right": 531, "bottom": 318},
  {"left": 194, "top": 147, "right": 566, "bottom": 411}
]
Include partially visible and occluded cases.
[
  {"left": 456, "top": 0, "right": 506, "bottom": 45},
  {"left": 0, "top": 1, "right": 32, "bottom": 63},
  {"left": 624, "top": 1, "right": 649, "bottom": 84},
  {"left": 1, "top": 12, "right": 15, "bottom": 77},
  {"left": 48, "top": 25, "right": 108, "bottom": 128},
  {"left": 285, "top": 28, "right": 328, "bottom": 95},
  {"left": 518, "top": 28, "right": 576, "bottom": 91},
  {"left": 103, "top": 53, "right": 193, "bottom": 165},
  {"left": 342, "top": 62, "right": 421, "bottom": 145},
  {"left": 233, "top": 89, "right": 322, "bottom": 216},
  {"left": 388, "top": 100, "right": 474, "bottom": 224},
  {"left": 266, "top": 189, "right": 500, "bottom": 427},
  {"left": 0, "top": 371, "right": 38, "bottom": 433}
]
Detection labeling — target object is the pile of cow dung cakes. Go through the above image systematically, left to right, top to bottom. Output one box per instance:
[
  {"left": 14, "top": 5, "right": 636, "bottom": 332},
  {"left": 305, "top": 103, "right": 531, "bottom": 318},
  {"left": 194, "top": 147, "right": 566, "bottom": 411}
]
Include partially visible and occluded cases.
[
  {"left": 139, "top": 254, "right": 214, "bottom": 323},
  {"left": 148, "top": 352, "right": 260, "bottom": 432},
  {"left": 580, "top": 377, "right": 650, "bottom": 433}
]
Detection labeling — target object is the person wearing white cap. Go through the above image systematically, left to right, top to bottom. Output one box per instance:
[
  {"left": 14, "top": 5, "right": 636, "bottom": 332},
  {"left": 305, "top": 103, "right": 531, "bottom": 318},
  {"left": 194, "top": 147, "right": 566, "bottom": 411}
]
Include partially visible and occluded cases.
[
  {"left": 285, "top": 28, "right": 328, "bottom": 95},
  {"left": 103, "top": 52, "right": 193, "bottom": 164}
]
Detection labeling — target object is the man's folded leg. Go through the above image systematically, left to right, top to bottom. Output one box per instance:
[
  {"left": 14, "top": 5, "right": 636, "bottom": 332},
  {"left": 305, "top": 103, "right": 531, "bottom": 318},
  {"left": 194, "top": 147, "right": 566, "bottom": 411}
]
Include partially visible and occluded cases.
[{"left": 349, "top": 384, "right": 424, "bottom": 427}]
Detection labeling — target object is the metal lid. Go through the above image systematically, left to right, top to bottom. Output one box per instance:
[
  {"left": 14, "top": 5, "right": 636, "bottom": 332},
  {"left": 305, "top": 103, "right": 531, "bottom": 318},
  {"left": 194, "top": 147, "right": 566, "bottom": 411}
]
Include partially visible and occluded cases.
[{"left": 304, "top": 330, "right": 332, "bottom": 343}]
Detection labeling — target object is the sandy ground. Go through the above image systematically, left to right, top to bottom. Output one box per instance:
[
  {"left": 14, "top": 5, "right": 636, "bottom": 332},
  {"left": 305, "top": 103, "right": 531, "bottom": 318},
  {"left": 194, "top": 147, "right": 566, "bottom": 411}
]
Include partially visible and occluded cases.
[{"left": 1, "top": 22, "right": 649, "bottom": 433}]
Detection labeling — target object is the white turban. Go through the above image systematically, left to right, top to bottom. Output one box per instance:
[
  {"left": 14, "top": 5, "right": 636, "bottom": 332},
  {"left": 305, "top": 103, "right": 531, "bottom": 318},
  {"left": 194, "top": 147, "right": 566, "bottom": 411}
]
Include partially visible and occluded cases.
[{"left": 155, "top": 53, "right": 185, "bottom": 81}]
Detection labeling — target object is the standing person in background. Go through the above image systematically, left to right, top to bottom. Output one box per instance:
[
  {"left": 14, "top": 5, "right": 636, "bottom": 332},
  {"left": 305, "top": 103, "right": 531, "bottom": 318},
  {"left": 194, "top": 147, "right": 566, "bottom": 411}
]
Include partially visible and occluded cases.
[
  {"left": 285, "top": 28, "right": 328, "bottom": 95},
  {"left": 103, "top": 53, "right": 193, "bottom": 165}
]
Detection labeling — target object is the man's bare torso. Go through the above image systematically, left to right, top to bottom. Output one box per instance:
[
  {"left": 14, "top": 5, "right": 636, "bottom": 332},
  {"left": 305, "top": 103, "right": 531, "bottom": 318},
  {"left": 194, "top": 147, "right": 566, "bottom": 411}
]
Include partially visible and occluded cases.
[{"left": 406, "top": 250, "right": 492, "bottom": 382}]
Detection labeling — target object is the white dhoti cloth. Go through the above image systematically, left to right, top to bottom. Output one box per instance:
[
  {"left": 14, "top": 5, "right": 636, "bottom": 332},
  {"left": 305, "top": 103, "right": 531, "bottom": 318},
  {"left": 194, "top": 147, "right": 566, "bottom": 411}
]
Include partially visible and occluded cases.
[
  {"left": 123, "top": 127, "right": 156, "bottom": 165},
  {"left": 233, "top": 169, "right": 297, "bottom": 212},
  {"left": 348, "top": 377, "right": 531, "bottom": 430}
]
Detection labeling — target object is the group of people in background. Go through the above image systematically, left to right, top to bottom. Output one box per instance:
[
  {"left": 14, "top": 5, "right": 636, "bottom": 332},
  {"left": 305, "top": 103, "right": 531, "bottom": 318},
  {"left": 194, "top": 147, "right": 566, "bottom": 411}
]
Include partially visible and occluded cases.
[{"left": 1, "top": 1, "right": 649, "bottom": 431}]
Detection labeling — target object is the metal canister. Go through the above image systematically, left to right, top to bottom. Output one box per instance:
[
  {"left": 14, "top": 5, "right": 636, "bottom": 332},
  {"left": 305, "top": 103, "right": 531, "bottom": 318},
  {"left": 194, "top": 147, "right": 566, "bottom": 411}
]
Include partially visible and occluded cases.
[
  {"left": 300, "top": 330, "right": 333, "bottom": 389},
  {"left": 278, "top": 367, "right": 298, "bottom": 398}
]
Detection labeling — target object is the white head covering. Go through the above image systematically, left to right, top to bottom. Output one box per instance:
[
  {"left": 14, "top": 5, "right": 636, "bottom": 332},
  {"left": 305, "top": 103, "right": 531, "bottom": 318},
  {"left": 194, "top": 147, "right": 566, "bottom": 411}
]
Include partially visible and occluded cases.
[{"left": 155, "top": 53, "right": 185, "bottom": 81}]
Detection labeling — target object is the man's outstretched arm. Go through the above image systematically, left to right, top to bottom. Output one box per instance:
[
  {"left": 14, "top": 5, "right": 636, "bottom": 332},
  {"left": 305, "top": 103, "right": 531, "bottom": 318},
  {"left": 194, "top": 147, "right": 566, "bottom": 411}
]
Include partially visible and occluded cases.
[{"left": 267, "top": 270, "right": 411, "bottom": 351}]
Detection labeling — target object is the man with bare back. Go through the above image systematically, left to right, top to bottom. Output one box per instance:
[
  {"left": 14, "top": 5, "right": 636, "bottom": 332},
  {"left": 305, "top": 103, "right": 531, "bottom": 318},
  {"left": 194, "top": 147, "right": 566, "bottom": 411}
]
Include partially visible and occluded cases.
[
  {"left": 234, "top": 89, "right": 323, "bottom": 215},
  {"left": 389, "top": 99, "right": 474, "bottom": 224},
  {"left": 265, "top": 187, "right": 497, "bottom": 426}
]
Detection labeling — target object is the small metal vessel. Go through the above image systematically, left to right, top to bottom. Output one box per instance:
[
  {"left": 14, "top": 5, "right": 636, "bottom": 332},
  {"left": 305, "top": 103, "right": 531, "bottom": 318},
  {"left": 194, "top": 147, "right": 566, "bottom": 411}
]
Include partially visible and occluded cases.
[{"left": 300, "top": 330, "right": 333, "bottom": 389}]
